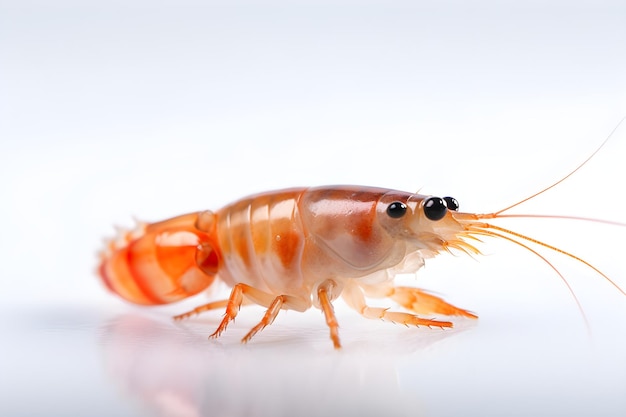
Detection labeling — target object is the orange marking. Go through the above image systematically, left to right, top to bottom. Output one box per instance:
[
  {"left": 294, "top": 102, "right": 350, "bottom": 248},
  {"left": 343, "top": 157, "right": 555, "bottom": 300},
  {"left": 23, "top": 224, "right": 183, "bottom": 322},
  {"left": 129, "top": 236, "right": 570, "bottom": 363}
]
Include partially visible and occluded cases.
[
  {"left": 352, "top": 205, "right": 375, "bottom": 242},
  {"left": 235, "top": 229, "right": 252, "bottom": 267},
  {"left": 273, "top": 230, "right": 301, "bottom": 268},
  {"left": 156, "top": 245, "right": 196, "bottom": 278},
  {"left": 107, "top": 247, "right": 160, "bottom": 305}
]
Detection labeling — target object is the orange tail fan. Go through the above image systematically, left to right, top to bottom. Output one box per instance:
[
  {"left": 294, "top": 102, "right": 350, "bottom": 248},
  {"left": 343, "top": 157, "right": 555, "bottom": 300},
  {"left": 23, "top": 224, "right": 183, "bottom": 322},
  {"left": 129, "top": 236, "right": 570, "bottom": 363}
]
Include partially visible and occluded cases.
[{"left": 98, "top": 211, "right": 221, "bottom": 305}]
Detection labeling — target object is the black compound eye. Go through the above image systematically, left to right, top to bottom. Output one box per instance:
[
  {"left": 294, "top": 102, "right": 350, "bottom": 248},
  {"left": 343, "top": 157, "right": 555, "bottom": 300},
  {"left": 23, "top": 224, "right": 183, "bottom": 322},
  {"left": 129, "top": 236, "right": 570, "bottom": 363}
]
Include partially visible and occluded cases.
[
  {"left": 443, "top": 196, "right": 459, "bottom": 212},
  {"left": 423, "top": 197, "right": 447, "bottom": 221},
  {"left": 386, "top": 201, "right": 407, "bottom": 219}
]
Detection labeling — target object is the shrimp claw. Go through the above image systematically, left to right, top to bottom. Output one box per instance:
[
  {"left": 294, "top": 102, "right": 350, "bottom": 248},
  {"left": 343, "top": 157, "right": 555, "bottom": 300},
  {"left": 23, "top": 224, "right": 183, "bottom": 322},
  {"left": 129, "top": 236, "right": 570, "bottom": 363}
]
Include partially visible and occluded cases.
[
  {"left": 342, "top": 281, "right": 454, "bottom": 329},
  {"left": 388, "top": 287, "right": 478, "bottom": 319}
]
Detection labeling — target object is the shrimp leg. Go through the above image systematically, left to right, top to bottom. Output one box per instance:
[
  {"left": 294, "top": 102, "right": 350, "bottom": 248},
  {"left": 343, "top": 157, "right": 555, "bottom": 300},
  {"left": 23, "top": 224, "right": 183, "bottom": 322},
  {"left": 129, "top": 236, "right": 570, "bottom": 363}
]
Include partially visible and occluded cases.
[
  {"left": 239, "top": 279, "right": 342, "bottom": 348},
  {"left": 317, "top": 279, "right": 341, "bottom": 349},
  {"left": 342, "top": 280, "right": 454, "bottom": 328},
  {"left": 207, "top": 283, "right": 310, "bottom": 341},
  {"left": 358, "top": 283, "right": 477, "bottom": 319},
  {"left": 387, "top": 286, "right": 477, "bottom": 319},
  {"left": 241, "top": 295, "right": 286, "bottom": 343},
  {"left": 173, "top": 300, "right": 231, "bottom": 321}
]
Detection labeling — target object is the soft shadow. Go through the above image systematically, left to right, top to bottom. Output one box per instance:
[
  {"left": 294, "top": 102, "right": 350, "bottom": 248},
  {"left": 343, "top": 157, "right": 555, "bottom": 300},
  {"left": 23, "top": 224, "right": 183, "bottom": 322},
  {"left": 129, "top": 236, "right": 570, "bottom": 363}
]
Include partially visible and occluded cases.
[{"left": 98, "top": 310, "right": 474, "bottom": 417}]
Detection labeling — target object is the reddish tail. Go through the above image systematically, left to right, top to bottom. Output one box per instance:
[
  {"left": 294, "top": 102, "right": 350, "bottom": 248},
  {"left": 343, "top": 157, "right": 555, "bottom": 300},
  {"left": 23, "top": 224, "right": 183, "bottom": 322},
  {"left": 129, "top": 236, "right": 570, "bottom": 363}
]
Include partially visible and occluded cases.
[{"left": 98, "top": 212, "right": 221, "bottom": 305}]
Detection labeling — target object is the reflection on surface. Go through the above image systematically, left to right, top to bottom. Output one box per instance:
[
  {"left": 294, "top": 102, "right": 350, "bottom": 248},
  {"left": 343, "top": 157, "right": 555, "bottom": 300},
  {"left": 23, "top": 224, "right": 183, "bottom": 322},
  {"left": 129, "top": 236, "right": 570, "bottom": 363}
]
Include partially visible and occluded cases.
[
  {"left": 5, "top": 300, "right": 625, "bottom": 417},
  {"left": 99, "top": 311, "right": 471, "bottom": 417}
]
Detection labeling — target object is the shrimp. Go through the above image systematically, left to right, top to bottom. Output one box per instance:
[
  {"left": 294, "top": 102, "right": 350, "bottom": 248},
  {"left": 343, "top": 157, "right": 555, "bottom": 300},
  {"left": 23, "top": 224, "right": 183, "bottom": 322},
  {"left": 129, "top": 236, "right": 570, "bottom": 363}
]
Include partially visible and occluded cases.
[{"left": 98, "top": 138, "right": 625, "bottom": 349}]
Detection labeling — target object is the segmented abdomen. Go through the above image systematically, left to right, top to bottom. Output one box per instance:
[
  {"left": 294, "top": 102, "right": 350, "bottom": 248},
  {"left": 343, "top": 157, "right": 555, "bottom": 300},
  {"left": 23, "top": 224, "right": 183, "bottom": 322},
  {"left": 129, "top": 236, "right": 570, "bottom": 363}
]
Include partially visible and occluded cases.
[
  {"left": 215, "top": 188, "right": 310, "bottom": 297},
  {"left": 98, "top": 213, "right": 219, "bottom": 305}
]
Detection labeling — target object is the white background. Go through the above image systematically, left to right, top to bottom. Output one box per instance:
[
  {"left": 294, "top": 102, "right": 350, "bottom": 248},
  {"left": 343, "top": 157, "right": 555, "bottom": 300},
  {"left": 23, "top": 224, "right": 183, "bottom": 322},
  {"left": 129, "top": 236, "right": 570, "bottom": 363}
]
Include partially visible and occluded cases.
[{"left": 1, "top": 1, "right": 626, "bottom": 416}]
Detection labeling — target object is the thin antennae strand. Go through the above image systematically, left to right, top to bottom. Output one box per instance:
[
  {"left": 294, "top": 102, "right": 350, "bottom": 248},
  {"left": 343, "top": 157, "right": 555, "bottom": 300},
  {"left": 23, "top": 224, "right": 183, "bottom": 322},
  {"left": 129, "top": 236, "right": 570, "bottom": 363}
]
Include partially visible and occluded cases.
[
  {"left": 495, "top": 117, "right": 626, "bottom": 215},
  {"left": 488, "top": 214, "right": 626, "bottom": 227},
  {"left": 477, "top": 223, "right": 626, "bottom": 297},
  {"left": 467, "top": 226, "right": 590, "bottom": 331}
]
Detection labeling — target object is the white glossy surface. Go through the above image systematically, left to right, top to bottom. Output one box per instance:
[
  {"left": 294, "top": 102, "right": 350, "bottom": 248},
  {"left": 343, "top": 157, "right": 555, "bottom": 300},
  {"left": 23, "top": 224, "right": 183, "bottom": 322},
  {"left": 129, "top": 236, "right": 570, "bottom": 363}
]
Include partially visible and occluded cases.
[{"left": 2, "top": 2, "right": 626, "bottom": 417}]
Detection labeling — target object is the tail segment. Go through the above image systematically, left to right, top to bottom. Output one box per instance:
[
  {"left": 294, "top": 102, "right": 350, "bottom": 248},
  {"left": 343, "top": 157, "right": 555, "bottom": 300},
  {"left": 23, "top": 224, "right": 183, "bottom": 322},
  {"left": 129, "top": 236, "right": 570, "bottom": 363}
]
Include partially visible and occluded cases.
[{"left": 98, "top": 212, "right": 221, "bottom": 305}]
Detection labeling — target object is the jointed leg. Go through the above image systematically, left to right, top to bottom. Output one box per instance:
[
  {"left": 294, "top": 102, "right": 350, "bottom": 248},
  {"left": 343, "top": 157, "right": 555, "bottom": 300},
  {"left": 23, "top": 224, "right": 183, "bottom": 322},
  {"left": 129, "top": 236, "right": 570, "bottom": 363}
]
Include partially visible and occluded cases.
[
  {"left": 317, "top": 279, "right": 341, "bottom": 349},
  {"left": 342, "top": 281, "right": 454, "bottom": 328},
  {"left": 358, "top": 282, "right": 477, "bottom": 319},
  {"left": 175, "top": 283, "right": 311, "bottom": 343},
  {"left": 208, "top": 283, "right": 297, "bottom": 339},
  {"left": 386, "top": 286, "right": 477, "bottom": 319},
  {"left": 233, "top": 287, "right": 309, "bottom": 343},
  {"left": 241, "top": 295, "right": 285, "bottom": 343},
  {"left": 173, "top": 299, "right": 231, "bottom": 321}
]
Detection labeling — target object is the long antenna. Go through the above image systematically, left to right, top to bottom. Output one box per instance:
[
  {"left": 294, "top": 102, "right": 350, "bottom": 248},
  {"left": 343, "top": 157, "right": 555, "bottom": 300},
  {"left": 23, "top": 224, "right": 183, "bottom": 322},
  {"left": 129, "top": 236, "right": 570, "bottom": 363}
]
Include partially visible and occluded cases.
[
  {"left": 494, "top": 117, "right": 626, "bottom": 216},
  {"left": 491, "top": 214, "right": 626, "bottom": 227}
]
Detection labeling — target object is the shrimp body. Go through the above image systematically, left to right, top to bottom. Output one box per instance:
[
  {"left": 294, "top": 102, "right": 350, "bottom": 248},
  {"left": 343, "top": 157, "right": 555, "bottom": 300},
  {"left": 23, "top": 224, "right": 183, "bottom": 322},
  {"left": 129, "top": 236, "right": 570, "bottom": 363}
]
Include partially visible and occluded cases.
[
  {"left": 99, "top": 184, "right": 622, "bottom": 348},
  {"left": 214, "top": 186, "right": 452, "bottom": 307}
]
